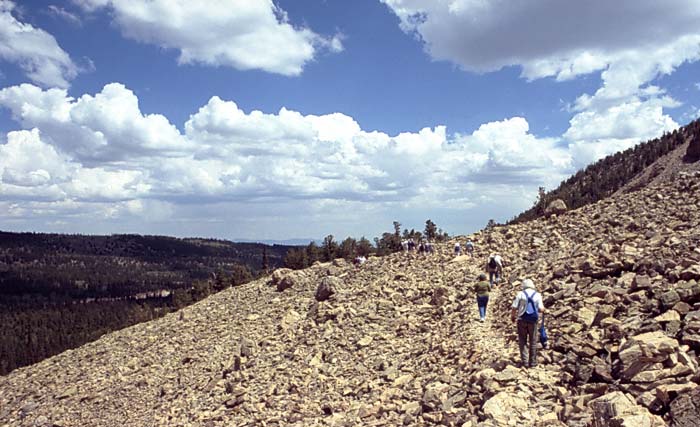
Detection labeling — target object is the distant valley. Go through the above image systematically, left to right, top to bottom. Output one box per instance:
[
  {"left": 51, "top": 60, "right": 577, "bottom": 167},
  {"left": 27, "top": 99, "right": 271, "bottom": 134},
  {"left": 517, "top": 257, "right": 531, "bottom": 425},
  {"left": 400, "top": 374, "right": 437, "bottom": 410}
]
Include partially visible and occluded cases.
[{"left": 0, "top": 232, "right": 295, "bottom": 375}]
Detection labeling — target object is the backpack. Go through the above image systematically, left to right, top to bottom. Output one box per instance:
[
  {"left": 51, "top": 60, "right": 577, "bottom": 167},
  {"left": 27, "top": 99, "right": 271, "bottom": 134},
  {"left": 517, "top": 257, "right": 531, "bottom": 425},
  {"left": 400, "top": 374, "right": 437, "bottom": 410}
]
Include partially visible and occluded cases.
[
  {"left": 488, "top": 257, "right": 498, "bottom": 269},
  {"left": 521, "top": 290, "right": 539, "bottom": 323}
]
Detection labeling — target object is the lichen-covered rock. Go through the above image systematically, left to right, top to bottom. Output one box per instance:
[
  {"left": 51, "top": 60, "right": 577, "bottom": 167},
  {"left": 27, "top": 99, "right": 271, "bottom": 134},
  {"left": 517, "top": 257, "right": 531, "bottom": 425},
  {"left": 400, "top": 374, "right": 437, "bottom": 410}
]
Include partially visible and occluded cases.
[
  {"left": 545, "top": 199, "right": 567, "bottom": 216},
  {"left": 618, "top": 331, "right": 679, "bottom": 380},
  {"left": 671, "top": 387, "right": 700, "bottom": 426},
  {"left": 482, "top": 392, "right": 532, "bottom": 424},
  {"left": 590, "top": 392, "right": 665, "bottom": 427}
]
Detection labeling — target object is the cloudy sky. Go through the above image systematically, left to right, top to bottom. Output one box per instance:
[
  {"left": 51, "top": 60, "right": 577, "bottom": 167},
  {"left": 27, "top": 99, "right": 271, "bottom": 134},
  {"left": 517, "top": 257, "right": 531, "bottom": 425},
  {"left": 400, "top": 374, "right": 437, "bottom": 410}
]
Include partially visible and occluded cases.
[{"left": 1, "top": 0, "right": 699, "bottom": 241}]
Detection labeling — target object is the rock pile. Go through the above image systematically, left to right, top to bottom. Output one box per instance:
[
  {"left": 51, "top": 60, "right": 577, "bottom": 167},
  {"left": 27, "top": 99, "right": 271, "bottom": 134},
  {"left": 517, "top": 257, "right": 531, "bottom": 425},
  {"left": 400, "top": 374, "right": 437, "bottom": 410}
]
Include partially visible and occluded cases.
[
  {"left": 1, "top": 168, "right": 699, "bottom": 426},
  {"left": 479, "top": 168, "right": 700, "bottom": 426}
]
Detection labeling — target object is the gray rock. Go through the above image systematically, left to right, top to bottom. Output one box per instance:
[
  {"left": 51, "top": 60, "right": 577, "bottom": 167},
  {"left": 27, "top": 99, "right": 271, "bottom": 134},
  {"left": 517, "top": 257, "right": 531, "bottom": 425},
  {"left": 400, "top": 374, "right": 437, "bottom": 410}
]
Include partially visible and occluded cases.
[
  {"left": 545, "top": 199, "right": 568, "bottom": 217},
  {"left": 271, "top": 268, "right": 303, "bottom": 292},
  {"left": 632, "top": 275, "right": 652, "bottom": 290},
  {"left": 315, "top": 276, "right": 341, "bottom": 301},
  {"left": 660, "top": 290, "right": 681, "bottom": 308},
  {"left": 670, "top": 387, "right": 700, "bottom": 426},
  {"left": 589, "top": 391, "right": 665, "bottom": 427}
]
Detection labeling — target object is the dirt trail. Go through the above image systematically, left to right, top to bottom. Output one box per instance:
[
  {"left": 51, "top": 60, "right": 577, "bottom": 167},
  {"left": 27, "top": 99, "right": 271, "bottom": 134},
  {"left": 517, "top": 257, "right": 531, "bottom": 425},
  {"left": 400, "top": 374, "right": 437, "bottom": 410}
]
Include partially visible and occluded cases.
[
  {"left": 397, "top": 244, "right": 526, "bottom": 374},
  {"left": 434, "top": 245, "right": 567, "bottom": 424}
]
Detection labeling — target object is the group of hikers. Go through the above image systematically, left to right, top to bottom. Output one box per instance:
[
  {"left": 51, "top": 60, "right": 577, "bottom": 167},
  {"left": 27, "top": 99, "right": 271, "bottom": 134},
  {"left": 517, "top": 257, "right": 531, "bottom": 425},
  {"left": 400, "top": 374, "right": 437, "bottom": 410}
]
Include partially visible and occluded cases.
[
  {"left": 365, "top": 236, "right": 546, "bottom": 368},
  {"left": 403, "top": 237, "right": 545, "bottom": 368},
  {"left": 401, "top": 238, "right": 435, "bottom": 254},
  {"left": 453, "top": 239, "right": 475, "bottom": 257},
  {"left": 472, "top": 251, "right": 546, "bottom": 369},
  {"left": 473, "top": 253, "right": 504, "bottom": 321}
]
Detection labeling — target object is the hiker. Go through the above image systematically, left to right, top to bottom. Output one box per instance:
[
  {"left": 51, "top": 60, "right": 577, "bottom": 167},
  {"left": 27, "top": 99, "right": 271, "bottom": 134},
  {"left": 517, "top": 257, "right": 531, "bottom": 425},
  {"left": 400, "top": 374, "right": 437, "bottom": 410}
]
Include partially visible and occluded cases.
[
  {"left": 402, "top": 240, "right": 409, "bottom": 252},
  {"left": 426, "top": 240, "right": 434, "bottom": 254},
  {"left": 465, "top": 240, "right": 475, "bottom": 257},
  {"left": 454, "top": 242, "right": 462, "bottom": 256},
  {"left": 487, "top": 253, "right": 503, "bottom": 285},
  {"left": 353, "top": 255, "right": 366, "bottom": 266},
  {"left": 474, "top": 273, "right": 491, "bottom": 322},
  {"left": 511, "top": 279, "right": 545, "bottom": 368}
]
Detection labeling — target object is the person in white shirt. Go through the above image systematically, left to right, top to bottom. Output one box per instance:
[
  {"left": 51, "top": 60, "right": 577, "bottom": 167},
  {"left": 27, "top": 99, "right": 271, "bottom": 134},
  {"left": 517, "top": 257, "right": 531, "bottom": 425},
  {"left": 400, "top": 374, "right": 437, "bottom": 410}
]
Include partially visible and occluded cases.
[
  {"left": 465, "top": 240, "right": 474, "bottom": 257},
  {"left": 487, "top": 253, "right": 503, "bottom": 285},
  {"left": 511, "top": 279, "right": 545, "bottom": 368}
]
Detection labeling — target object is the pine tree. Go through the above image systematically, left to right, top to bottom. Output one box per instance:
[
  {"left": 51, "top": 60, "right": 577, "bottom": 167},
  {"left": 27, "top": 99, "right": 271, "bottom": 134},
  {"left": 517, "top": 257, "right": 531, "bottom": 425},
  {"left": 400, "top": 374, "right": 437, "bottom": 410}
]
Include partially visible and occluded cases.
[
  {"left": 424, "top": 219, "right": 437, "bottom": 240},
  {"left": 322, "top": 235, "right": 338, "bottom": 262},
  {"left": 261, "top": 247, "right": 269, "bottom": 273}
]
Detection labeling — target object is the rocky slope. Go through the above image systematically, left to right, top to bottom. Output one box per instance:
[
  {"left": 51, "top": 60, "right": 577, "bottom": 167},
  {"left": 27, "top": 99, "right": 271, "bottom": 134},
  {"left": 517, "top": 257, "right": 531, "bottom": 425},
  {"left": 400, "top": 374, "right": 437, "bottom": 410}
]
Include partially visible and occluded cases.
[
  {"left": 513, "top": 119, "right": 698, "bottom": 224},
  {"left": 616, "top": 133, "right": 699, "bottom": 195},
  {"left": 2, "top": 170, "right": 700, "bottom": 426}
]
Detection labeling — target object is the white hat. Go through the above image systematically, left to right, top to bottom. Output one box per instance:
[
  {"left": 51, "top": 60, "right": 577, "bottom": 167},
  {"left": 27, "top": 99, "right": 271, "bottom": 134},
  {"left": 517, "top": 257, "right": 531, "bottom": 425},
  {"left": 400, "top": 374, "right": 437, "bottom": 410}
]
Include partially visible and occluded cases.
[{"left": 522, "top": 279, "right": 535, "bottom": 290}]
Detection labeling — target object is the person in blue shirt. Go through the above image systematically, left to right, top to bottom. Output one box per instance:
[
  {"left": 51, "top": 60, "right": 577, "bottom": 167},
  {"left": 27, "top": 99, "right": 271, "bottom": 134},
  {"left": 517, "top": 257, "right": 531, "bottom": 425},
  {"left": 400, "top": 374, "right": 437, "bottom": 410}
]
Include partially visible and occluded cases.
[{"left": 511, "top": 279, "right": 545, "bottom": 368}]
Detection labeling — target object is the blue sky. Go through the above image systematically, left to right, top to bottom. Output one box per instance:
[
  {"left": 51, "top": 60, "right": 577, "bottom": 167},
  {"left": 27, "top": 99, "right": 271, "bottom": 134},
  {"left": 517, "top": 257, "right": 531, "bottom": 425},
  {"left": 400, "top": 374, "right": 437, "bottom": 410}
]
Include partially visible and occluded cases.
[{"left": 1, "top": 0, "right": 700, "bottom": 241}]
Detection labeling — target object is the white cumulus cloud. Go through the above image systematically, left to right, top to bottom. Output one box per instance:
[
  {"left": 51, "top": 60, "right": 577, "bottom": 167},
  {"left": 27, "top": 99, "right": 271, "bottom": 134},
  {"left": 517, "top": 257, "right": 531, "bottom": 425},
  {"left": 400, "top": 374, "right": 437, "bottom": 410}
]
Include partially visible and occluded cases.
[
  {"left": 0, "top": 0, "right": 78, "bottom": 87},
  {"left": 73, "top": 0, "right": 342, "bottom": 75},
  {"left": 381, "top": 0, "right": 700, "bottom": 81},
  {"left": 382, "top": 0, "right": 698, "bottom": 163},
  {"left": 0, "top": 82, "right": 574, "bottom": 236},
  {"left": 0, "top": 82, "right": 677, "bottom": 236},
  {"left": 0, "top": 83, "right": 191, "bottom": 163},
  {"left": 564, "top": 97, "right": 680, "bottom": 168},
  {"left": 565, "top": 98, "right": 678, "bottom": 144},
  {"left": 0, "top": 128, "right": 148, "bottom": 202},
  {"left": 0, "top": 128, "right": 70, "bottom": 187}
]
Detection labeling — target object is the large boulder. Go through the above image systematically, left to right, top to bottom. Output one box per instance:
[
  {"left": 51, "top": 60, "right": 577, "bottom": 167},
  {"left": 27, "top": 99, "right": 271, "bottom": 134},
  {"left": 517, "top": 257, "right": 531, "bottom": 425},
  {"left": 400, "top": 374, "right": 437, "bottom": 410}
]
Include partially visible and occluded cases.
[
  {"left": 545, "top": 199, "right": 568, "bottom": 217},
  {"left": 660, "top": 290, "right": 681, "bottom": 309},
  {"left": 618, "top": 331, "right": 679, "bottom": 380},
  {"left": 657, "top": 383, "right": 697, "bottom": 407},
  {"left": 671, "top": 387, "right": 700, "bottom": 426},
  {"left": 482, "top": 392, "right": 530, "bottom": 425},
  {"left": 590, "top": 392, "right": 665, "bottom": 427}
]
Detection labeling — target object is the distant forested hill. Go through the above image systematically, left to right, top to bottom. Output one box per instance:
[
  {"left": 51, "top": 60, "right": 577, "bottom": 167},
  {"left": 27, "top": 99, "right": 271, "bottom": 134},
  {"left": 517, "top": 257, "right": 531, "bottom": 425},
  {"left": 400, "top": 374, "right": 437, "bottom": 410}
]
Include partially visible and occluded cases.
[
  {"left": 511, "top": 118, "right": 700, "bottom": 223},
  {"left": 0, "top": 231, "right": 296, "bottom": 375},
  {"left": 0, "top": 231, "right": 292, "bottom": 300}
]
